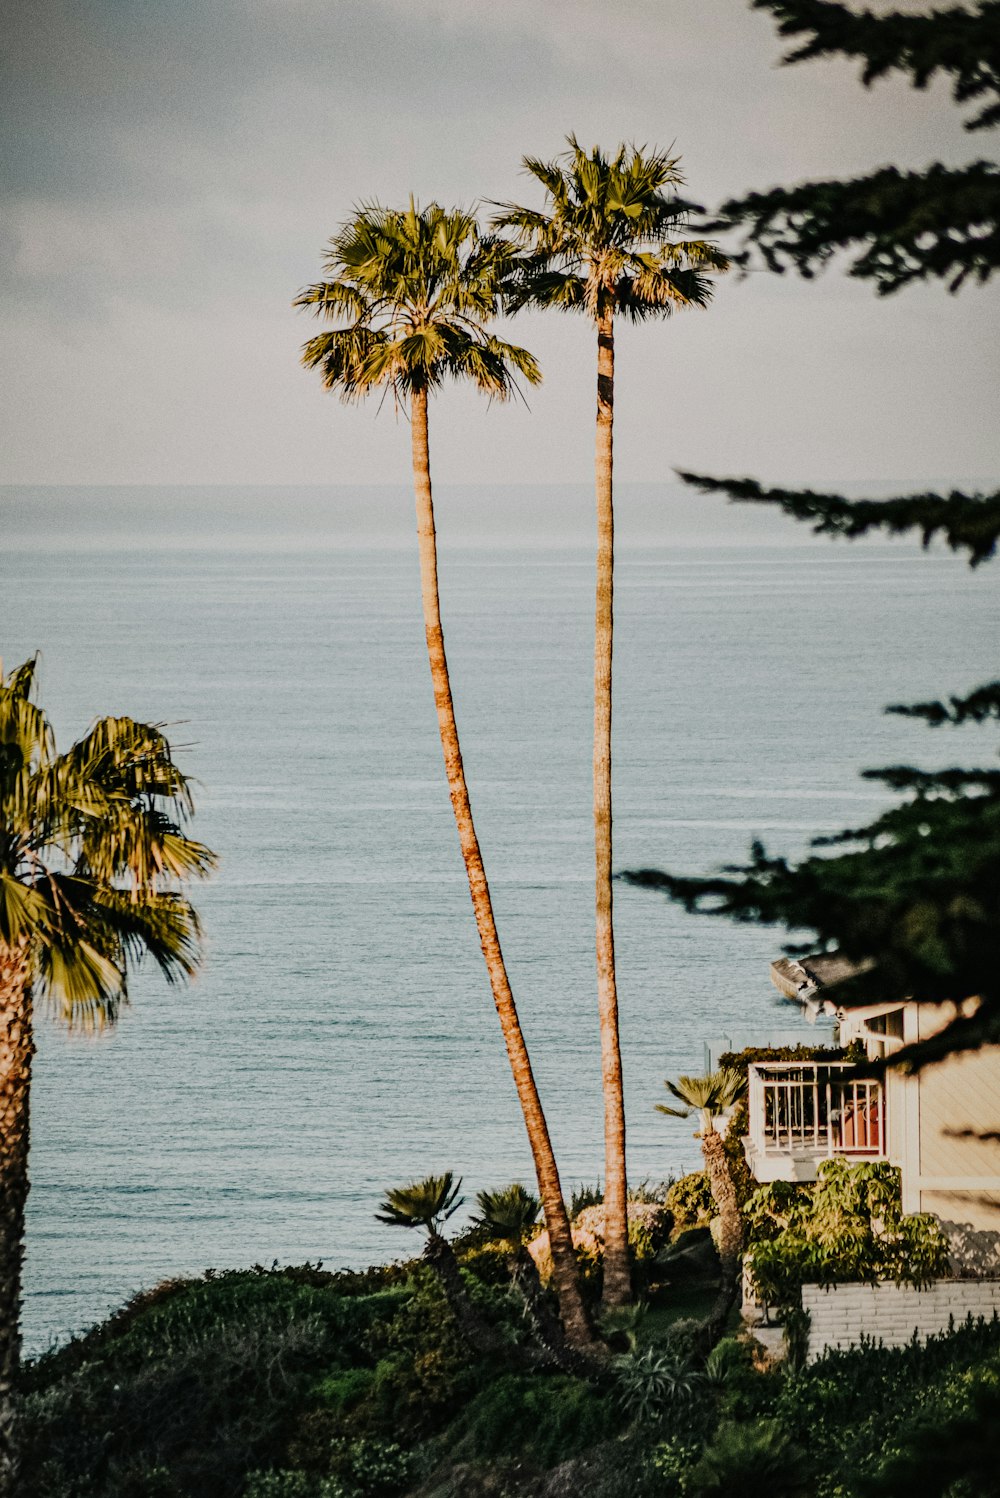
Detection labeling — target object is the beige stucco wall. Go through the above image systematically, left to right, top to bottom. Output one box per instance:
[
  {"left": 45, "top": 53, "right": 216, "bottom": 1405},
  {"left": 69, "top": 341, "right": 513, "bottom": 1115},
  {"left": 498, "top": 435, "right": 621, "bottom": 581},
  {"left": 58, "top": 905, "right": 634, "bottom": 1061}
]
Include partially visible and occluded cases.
[{"left": 915, "top": 1006, "right": 1000, "bottom": 1231}]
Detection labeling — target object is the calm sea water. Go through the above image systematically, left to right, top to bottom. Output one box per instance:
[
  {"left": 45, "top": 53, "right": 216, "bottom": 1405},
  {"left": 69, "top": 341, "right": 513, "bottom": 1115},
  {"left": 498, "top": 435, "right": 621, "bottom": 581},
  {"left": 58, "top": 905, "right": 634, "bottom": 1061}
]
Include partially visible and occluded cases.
[{"left": 3, "top": 525, "right": 997, "bottom": 1351}]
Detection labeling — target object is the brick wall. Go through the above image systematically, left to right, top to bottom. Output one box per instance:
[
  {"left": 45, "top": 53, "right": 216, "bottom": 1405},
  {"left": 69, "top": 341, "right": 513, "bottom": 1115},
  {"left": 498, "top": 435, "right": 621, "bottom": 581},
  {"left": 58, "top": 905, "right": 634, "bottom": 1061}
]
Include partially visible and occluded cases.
[{"left": 802, "top": 1280, "right": 1000, "bottom": 1361}]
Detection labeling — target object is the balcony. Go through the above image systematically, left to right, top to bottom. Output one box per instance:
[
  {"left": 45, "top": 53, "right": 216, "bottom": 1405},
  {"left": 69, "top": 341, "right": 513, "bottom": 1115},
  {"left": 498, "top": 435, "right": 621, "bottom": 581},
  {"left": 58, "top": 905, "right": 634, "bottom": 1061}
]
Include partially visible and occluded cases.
[{"left": 745, "top": 1062, "right": 886, "bottom": 1183}]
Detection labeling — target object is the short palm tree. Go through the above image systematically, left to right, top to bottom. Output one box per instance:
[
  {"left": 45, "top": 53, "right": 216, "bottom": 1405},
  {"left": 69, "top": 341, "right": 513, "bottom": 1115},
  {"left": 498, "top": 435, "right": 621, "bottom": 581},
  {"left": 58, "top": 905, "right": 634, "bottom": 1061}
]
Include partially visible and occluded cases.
[
  {"left": 495, "top": 140, "right": 727, "bottom": 1310},
  {"left": 296, "top": 201, "right": 591, "bottom": 1349},
  {"left": 0, "top": 658, "right": 215, "bottom": 1498},
  {"left": 657, "top": 1068, "right": 746, "bottom": 1321},
  {"left": 376, "top": 1171, "right": 492, "bottom": 1348},
  {"left": 376, "top": 1171, "right": 465, "bottom": 1238},
  {"left": 475, "top": 1184, "right": 554, "bottom": 1336}
]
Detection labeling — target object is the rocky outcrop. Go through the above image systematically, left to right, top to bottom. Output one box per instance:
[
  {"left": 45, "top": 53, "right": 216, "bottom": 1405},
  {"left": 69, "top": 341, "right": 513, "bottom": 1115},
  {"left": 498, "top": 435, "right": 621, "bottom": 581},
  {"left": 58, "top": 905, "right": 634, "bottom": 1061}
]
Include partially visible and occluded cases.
[{"left": 527, "top": 1201, "right": 671, "bottom": 1281}]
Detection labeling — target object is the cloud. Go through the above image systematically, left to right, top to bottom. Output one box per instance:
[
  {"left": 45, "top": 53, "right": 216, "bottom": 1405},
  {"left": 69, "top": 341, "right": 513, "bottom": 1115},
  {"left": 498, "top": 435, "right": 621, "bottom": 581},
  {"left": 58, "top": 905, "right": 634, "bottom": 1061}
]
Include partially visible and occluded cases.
[{"left": 1, "top": 0, "right": 996, "bottom": 485}]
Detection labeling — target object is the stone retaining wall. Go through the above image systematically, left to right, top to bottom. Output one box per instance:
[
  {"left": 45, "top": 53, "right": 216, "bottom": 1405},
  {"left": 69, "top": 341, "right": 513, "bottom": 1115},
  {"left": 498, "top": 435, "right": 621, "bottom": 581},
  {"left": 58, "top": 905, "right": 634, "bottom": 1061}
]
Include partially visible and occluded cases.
[{"left": 802, "top": 1280, "right": 1000, "bottom": 1361}]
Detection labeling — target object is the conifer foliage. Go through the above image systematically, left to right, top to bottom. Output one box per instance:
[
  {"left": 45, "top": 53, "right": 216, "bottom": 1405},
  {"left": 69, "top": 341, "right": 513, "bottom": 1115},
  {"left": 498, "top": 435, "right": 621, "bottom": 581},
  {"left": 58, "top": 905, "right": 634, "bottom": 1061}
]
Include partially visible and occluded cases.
[
  {"left": 628, "top": 1, "right": 1000, "bottom": 1064},
  {"left": 712, "top": 1, "right": 1000, "bottom": 293}
]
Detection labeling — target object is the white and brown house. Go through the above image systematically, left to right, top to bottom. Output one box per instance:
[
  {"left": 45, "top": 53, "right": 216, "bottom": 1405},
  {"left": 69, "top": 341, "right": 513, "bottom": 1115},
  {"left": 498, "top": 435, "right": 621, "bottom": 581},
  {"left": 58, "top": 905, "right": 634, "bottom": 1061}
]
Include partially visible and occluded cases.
[{"left": 743, "top": 954, "right": 1000, "bottom": 1232}]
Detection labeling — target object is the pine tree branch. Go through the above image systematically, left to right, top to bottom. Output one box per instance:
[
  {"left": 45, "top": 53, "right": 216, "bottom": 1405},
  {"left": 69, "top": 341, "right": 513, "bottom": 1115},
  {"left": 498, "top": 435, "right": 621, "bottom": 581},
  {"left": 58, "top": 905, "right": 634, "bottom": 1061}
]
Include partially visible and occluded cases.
[
  {"left": 754, "top": 0, "right": 1000, "bottom": 131},
  {"left": 708, "top": 162, "right": 1000, "bottom": 293},
  {"left": 677, "top": 472, "right": 1000, "bottom": 564},
  {"left": 886, "top": 681, "right": 1000, "bottom": 725},
  {"left": 621, "top": 778, "right": 1000, "bottom": 1060}
]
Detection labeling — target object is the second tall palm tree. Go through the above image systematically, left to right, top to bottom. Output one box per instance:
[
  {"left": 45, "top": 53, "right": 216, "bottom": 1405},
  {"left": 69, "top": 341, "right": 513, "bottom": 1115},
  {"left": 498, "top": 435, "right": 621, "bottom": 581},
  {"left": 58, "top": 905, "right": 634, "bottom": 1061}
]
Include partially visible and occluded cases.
[
  {"left": 496, "top": 140, "right": 726, "bottom": 1308},
  {"left": 296, "top": 202, "right": 592, "bottom": 1348}
]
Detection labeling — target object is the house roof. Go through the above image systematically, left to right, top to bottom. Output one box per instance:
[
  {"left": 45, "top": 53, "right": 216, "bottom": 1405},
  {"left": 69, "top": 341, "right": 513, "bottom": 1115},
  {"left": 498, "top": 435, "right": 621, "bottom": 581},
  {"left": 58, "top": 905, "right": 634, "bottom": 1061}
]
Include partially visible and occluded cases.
[{"left": 770, "top": 953, "right": 864, "bottom": 1001}]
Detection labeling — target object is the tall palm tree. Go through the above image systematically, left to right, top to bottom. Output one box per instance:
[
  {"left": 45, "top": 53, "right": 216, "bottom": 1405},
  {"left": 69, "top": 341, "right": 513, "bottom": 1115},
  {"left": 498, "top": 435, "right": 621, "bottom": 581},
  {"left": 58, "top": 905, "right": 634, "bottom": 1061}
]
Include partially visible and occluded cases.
[
  {"left": 495, "top": 139, "right": 727, "bottom": 1310},
  {"left": 296, "top": 202, "right": 592, "bottom": 1349},
  {"left": 0, "top": 658, "right": 215, "bottom": 1498},
  {"left": 657, "top": 1067, "right": 746, "bottom": 1324}
]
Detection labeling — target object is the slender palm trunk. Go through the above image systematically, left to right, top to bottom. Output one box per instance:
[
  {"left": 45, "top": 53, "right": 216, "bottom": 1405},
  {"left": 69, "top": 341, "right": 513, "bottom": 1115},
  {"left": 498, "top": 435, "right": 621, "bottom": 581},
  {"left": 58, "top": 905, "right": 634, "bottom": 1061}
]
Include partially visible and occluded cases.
[
  {"left": 594, "top": 309, "right": 631, "bottom": 1309},
  {"left": 409, "top": 387, "right": 593, "bottom": 1350},
  {"left": 0, "top": 942, "right": 32, "bottom": 1498},
  {"left": 701, "top": 1130, "right": 743, "bottom": 1332},
  {"left": 507, "top": 1242, "right": 595, "bottom": 1374}
]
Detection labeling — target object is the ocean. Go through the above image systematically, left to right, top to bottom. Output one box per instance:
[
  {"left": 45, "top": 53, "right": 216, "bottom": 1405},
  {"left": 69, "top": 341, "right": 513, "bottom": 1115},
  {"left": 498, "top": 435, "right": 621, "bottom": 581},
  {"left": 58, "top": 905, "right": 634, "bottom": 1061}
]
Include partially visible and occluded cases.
[{"left": 2, "top": 486, "right": 997, "bottom": 1351}]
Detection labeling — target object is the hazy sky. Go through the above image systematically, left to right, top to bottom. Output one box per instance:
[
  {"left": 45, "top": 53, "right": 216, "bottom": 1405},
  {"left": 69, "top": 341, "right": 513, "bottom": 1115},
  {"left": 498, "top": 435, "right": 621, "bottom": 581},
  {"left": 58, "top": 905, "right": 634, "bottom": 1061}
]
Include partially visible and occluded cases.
[{"left": 2, "top": 0, "right": 997, "bottom": 489}]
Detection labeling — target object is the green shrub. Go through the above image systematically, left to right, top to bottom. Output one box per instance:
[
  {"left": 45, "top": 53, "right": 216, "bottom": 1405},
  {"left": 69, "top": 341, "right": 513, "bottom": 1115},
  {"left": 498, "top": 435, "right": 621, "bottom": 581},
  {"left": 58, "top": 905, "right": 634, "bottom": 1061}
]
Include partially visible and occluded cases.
[
  {"left": 746, "top": 1160, "right": 950, "bottom": 1314},
  {"left": 664, "top": 1173, "right": 714, "bottom": 1234},
  {"left": 628, "top": 1178, "right": 672, "bottom": 1205},
  {"left": 570, "top": 1183, "right": 604, "bottom": 1218},
  {"left": 453, "top": 1244, "right": 510, "bottom": 1286},
  {"left": 19, "top": 1269, "right": 428, "bottom": 1498},
  {"left": 353, "top": 1270, "right": 478, "bottom": 1438},
  {"left": 22, "top": 1302, "right": 338, "bottom": 1497},
  {"left": 773, "top": 1317, "right": 1000, "bottom": 1492},
  {"left": 613, "top": 1346, "right": 701, "bottom": 1425},
  {"left": 862, "top": 1365, "right": 1000, "bottom": 1496},
  {"left": 312, "top": 1367, "right": 377, "bottom": 1414},
  {"left": 456, "top": 1373, "right": 615, "bottom": 1468},
  {"left": 686, "top": 1420, "right": 814, "bottom": 1497},
  {"left": 651, "top": 1435, "right": 704, "bottom": 1494},
  {"left": 327, "top": 1438, "right": 415, "bottom": 1496},
  {"left": 245, "top": 1475, "right": 347, "bottom": 1498}
]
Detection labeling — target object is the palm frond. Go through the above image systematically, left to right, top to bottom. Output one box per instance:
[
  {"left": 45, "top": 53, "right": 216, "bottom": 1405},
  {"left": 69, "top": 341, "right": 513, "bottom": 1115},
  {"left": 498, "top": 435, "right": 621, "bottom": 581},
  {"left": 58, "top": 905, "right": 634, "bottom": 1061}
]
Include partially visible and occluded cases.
[
  {"left": 495, "top": 136, "right": 726, "bottom": 323},
  {"left": 297, "top": 200, "right": 539, "bottom": 409},
  {"left": 293, "top": 280, "right": 371, "bottom": 320},
  {"left": 0, "top": 661, "right": 213, "bottom": 1030},
  {"left": 0, "top": 872, "right": 53, "bottom": 947},
  {"left": 37, "top": 937, "right": 126, "bottom": 1030},
  {"left": 659, "top": 1068, "right": 747, "bottom": 1118},
  {"left": 654, "top": 1102, "right": 694, "bottom": 1119},
  {"left": 375, "top": 1172, "right": 464, "bottom": 1232},
  {"left": 474, "top": 1183, "right": 540, "bottom": 1241}
]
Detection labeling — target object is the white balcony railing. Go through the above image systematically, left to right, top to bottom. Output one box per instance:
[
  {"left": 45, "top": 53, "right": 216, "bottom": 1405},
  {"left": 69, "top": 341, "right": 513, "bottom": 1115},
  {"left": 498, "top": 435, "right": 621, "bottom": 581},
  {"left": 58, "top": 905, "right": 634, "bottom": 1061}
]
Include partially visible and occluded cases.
[{"left": 747, "top": 1062, "right": 886, "bottom": 1170}]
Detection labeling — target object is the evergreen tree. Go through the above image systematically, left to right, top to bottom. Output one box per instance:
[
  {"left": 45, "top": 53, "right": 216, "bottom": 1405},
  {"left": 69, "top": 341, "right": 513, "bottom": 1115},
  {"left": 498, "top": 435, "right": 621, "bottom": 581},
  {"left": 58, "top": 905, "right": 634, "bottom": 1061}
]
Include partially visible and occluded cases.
[{"left": 626, "top": 1, "right": 1000, "bottom": 1064}]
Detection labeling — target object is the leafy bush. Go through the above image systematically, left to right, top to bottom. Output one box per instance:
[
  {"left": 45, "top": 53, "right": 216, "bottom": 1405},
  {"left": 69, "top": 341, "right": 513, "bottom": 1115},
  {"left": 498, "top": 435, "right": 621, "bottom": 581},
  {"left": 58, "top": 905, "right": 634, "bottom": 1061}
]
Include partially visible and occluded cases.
[
  {"left": 745, "top": 1160, "right": 950, "bottom": 1314},
  {"left": 664, "top": 1173, "right": 714, "bottom": 1234},
  {"left": 628, "top": 1178, "right": 673, "bottom": 1205},
  {"left": 570, "top": 1182, "right": 604, "bottom": 1218},
  {"left": 348, "top": 1268, "right": 479, "bottom": 1439},
  {"left": 22, "top": 1298, "right": 344, "bottom": 1498},
  {"left": 774, "top": 1317, "right": 1000, "bottom": 1494},
  {"left": 613, "top": 1346, "right": 701, "bottom": 1424},
  {"left": 862, "top": 1364, "right": 1000, "bottom": 1497},
  {"left": 312, "top": 1367, "right": 377, "bottom": 1416},
  {"left": 455, "top": 1373, "right": 616, "bottom": 1468},
  {"left": 686, "top": 1420, "right": 814, "bottom": 1497},
  {"left": 651, "top": 1435, "right": 704, "bottom": 1494},
  {"left": 326, "top": 1438, "right": 415, "bottom": 1496},
  {"left": 245, "top": 1475, "right": 347, "bottom": 1498}
]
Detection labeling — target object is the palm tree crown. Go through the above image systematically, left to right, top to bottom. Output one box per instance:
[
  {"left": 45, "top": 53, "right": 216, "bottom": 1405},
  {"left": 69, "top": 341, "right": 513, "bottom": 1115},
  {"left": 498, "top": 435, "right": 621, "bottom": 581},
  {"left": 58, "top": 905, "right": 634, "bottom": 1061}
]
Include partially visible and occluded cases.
[
  {"left": 493, "top": 136, "right": 727, "bottom": 320},
  {"left": 295, "top": 200, "right": 540, "bottom": 401},
  {"left": 0, "top": 657, "right": 215, "bottom": 1027},
  {"left": 0, "top": 657, "right": 214, "bottom": 1497},
  {"left": 657, "top": 1068, "right": 746, "bottom": 1137},
  {"left": 376, "top": 1172, "right": 464, "bottom": 1236},
  {"left": 474, "top": 1183, "right": 540, "bottom": 1245}
]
